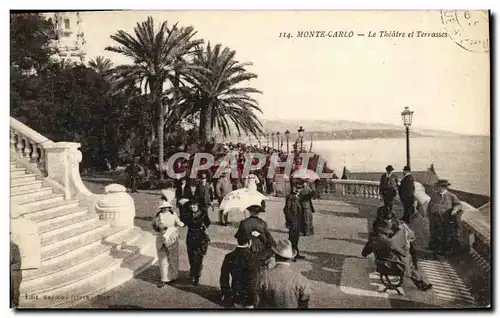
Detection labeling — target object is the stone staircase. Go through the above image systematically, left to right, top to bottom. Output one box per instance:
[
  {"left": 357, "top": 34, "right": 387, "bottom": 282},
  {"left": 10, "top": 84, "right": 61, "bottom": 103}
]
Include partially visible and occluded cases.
[{"left": 11, "top": 159, "right": 157, "bottom": 308}]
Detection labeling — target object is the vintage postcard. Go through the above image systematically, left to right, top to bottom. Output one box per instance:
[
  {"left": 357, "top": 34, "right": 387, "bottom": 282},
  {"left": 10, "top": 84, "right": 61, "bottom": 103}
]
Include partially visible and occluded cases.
[{"left": 10, "top": 10, "right": 490, "bottom": 309}]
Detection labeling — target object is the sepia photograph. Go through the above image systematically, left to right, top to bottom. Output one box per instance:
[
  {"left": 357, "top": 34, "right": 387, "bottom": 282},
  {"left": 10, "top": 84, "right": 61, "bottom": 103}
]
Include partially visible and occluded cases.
[{"left": 9, "top": 9, "right": 491, "bottom": 309}]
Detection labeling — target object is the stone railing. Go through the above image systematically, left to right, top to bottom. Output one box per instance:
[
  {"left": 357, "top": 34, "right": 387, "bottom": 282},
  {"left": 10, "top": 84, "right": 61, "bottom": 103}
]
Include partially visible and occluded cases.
[
  {"left": 10, "top": 117, "right": 55, "bottom": 174},
  {"left": 10, "top": 117, "right": 93, "bottom": 201},
  {"left": 460, "top": 202, "right": 491, "bottom": 272}
]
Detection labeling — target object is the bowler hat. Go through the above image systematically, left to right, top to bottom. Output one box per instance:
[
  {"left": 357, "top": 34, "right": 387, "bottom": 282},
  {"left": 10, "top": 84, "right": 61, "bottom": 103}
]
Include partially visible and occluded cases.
[
  {"left": 385, "top": 165, "right": 394, "bottom": 171},
  {"left": 403, "top": 166, "right": 411, "bottom": 172},
  {"left": 435, "top": 179, "right": 451, "bottom": 187},
  {"left": 247, "top": 204, "right": 265, "bottom": 214},
  {"left": 271, "top": 239, "right": 297, "bottom": 259}
]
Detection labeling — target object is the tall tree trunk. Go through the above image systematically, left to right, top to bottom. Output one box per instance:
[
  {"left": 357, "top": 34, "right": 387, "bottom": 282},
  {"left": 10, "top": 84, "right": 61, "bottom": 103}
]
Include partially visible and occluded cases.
[
  {"left": 153, "top": 81, "right": 165, "bottom": 180},
  {"left": 201, "top": 102, "right": 212, "bottom": 144}
]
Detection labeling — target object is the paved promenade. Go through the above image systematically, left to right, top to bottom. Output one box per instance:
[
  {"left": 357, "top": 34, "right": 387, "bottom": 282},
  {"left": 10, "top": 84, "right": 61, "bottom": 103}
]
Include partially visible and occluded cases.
[{"left": 78, "top": 182, "right": 482, "bottom": 309}]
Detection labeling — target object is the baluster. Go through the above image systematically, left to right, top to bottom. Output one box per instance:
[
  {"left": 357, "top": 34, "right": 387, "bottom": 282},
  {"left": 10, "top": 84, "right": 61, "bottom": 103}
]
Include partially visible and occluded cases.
[
  {"left": 10, "top": 130, "right": 16, "bottom": 153},
  {"left": 16, "top": 133, "right": 23, "bottom": 155},
  {"left": 23, "top": 137, "right": 32, "bottom": 159},
  {"left": 30, "top": 142, "right": 39, "bottom": 163},
  {"left": 39, "top": 148, "right": 46, "bottom": 173}
]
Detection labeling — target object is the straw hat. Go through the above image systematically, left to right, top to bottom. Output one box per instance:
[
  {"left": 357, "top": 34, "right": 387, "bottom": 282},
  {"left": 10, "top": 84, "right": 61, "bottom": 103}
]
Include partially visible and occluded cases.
[
  {"left": 158, "top": 200, "right": 173, "bottom": 209},
  {"left": 271, "top": 239, "right": 297, "bottom": 259}
]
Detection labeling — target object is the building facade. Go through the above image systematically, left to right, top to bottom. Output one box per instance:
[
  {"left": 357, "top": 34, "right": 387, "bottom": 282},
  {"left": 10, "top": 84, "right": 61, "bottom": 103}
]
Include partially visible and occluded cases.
[{"left": 45, "top": 12, "right": 86, "bottom": 64}]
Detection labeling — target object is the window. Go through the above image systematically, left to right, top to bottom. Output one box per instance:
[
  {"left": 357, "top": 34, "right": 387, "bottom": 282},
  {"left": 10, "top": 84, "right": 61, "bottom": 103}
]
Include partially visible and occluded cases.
[{"left": 64, "top": 19, "right": 70, "bottom": 29}]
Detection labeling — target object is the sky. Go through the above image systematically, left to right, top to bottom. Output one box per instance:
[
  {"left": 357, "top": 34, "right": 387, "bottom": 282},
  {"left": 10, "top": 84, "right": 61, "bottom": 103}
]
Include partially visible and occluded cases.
[{"left": 76, "top": 10, "right": 490, "bottom": 136}]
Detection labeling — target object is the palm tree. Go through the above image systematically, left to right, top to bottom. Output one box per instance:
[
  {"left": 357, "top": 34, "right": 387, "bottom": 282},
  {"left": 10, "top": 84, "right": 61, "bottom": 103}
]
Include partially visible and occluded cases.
[
  {"left": 105, "top": 17, "right": 203, "bottom": 179},
  {"left": 174, "top": 43, "right": 263, "bottom": 143},
  {"left": 88, "top": 55, "right": 113, "bottom": 73}
]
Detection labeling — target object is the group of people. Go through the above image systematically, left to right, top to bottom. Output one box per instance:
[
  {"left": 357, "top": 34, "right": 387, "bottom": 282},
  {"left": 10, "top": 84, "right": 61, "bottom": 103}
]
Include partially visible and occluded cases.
[
  {"left": 379, "top": 164, "right": 463, "bottom": 256},
  {"left": 152, "top": 174, "right": 318, "bottom": 308}
]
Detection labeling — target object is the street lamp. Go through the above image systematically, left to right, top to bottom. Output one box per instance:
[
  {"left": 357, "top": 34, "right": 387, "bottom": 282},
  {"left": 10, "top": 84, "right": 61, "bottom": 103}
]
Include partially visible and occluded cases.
[
  {"left": 401, "top": 106, "right": 414, "bottom": 167},
  {"left": 298, "top": 126, "right": 305, "bottom": 152},
  {"left": 285, "top": 130, "right": 290, "bottom": 153},
  {"left": 266, "top": 131, "right": 270, "bottom": 147},
  {"left": 276, "top": 131, "right": 281, "bottom": 151},
  {"left": 271, "top": 132, "right": 275, "bottom": 149}
]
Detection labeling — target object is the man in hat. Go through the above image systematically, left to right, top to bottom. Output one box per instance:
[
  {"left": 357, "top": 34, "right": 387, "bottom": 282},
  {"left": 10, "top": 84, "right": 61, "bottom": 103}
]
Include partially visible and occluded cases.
[
  {"left": 379, "top": 165, "right": 399, "bottom": 211},
  {"left": 398, "top": 166, "right": 415, "bottom": 223},
  {"left": 216, "top": 171, "right": 233, "bottom": 225},
  {"left": 199, "top": 173, "right": 214, "bottom": 214},
  {"left": 428, "top": 180, "right": 462, "bottom": 255},
  {"left": 283, "top": 183, "right": 306, "bottom": 261},
  {"left": 184, "top": 200, "right": 211, "bottom": 285},
  {"left": 235, "top": 204, "right": 276, "bottom": 270},
  {"left": 362, "top": 210, "right": 432, "bottom": 291},
  {"left": 220, "top": 227, "right": 261, "bottom": 308},
  {"left": 257, "top": 239, "right": 312, "bottom": 308}
]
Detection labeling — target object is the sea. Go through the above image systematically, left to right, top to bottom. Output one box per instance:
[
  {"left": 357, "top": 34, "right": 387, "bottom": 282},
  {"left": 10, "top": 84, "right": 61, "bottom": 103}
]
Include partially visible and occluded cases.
[{"left": 313, "top": 136, "right": 490, "bottom": 197}]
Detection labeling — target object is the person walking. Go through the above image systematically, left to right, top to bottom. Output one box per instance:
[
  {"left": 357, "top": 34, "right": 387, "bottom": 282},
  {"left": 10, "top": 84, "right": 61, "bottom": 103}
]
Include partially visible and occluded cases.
[
  {"left": 379, "top": 165, "right": 399, "bottom": 211},
  {"left": 398, "top": 166, "right": 415, "bottom": 223},
  {"left": 216, "top": 171, "right": 233, "bottom": 225},
  {"left": 199, "top": 173, "right": 214, "bottom": 215},
  {"left": 175, "top": 178, "right": 190, "bottom": 222},
  {"left": 427, "top": 180, "right": 462, "bottom": 255},
  {"left": 299, "top": 182, "right": 316, "bottom": 236},
  {"left": 283, "top": 183, "right": 305, "bottom": 261},
  {"left": 152, "top": 200, "right": 185, "bottom": 287},
  {"left": 184, "top": 200, "right": 211, "bottom": 286},
  {"left": 235, "top": 204, "right": 276, "bottom": 270},
  {"left": 220, "top": 228, "right": 260, "bottom": 308},
  {"left": 257, "top": 239, "right": 312, "bottom": 308}
]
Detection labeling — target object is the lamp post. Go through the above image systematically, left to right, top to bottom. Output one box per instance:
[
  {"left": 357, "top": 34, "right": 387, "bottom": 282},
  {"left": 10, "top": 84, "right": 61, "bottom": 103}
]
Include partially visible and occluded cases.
[
  {"left": 401, "top": 106, "right": 414, "bottom": 168},
  {"left": 298, "top": 126, "right": 305, "bottom": 152},
  {"left": 285, "top": 130, "right": 290, "bottom": 153},
  {"left": 266, "top": 131, "right": 270, "bottom": 147},
  {"left": 276, "top": 131, "right": 281, "bottom": 151},
  {"left": 271, "top": 132, "right": 275, "bottom": 149}
]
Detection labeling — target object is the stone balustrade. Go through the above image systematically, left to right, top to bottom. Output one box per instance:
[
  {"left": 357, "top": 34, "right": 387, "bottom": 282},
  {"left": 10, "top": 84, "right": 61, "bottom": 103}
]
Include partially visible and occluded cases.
[{"left": 10, "top": 117, "right": 55, "bottom": 174}]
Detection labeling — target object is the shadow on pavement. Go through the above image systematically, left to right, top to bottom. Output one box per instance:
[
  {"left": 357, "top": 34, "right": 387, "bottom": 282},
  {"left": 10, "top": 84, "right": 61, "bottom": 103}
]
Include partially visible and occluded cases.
[
  {"left": 323, "top": 237, "right": 367, "bottom": 246},
  {"left": 210, "top": 241, "right": 236, "bottom": 251},
  {"left": 300, "top": 250, "right": 363, "bottom": 286},
  {"left": 134, "top": 265, "right": 160, "bottom": 285},
  {"left": 389, "top": 297, "right": 440, "bottom": 309}
]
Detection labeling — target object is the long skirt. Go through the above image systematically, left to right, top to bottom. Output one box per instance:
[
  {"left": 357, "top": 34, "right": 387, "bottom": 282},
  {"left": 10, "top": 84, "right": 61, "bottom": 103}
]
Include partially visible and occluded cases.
[
  {"left": 301, "top": 208, "right": 314, "bottom": 235},
  {"left": 156, "top": 237, "right": 179, "bottom": 282}
]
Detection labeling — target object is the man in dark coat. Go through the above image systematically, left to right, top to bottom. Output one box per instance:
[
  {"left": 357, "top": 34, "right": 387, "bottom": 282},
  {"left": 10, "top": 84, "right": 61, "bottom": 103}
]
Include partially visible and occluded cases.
[
  {"left": 379, "top": 165, "right": 399, "bottom": 211},
  {"left": 398, "top": 166, "right": 415, "bottom": 223},
  {"left": 198, "top": 173, "right": 214, "bottom": 213},
  {"left": 427, "top": 180, "right": 463, "bottom": 255},
  {"left": 299, "top": 182, "right": 316, "bottom": 236},
  {"left": 283, "top": 183, "right": 305, "bottom": 261},
  {"left": 184, "top": 200, "right": 211, "bottom": 286},
  {"left": 235, "top": 204, "right": 276, "bottom": 270},
  {"left": 220, "top": 228, "right": 260, "bottom": 308},
  {"left": 258, "top": 239, "right": 311, "bottom": 308}
]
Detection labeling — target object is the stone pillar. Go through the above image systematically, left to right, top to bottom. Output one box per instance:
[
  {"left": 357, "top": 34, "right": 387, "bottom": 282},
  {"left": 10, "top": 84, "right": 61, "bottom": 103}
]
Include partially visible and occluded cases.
[{"left": 95, "top": 184, "right": 136, "bottom": 228}]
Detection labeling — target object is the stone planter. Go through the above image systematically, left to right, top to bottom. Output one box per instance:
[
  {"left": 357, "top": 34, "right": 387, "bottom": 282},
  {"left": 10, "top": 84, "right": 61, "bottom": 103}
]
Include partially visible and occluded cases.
[{"left": 95, "top": 184, "right": 135, "bottom": 228}]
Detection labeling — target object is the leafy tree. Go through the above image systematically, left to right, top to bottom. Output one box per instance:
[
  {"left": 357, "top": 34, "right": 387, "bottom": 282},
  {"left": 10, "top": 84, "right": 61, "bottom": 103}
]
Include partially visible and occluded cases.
[
  {"left": 10, "top": 12, "right": 56, "bottom": 73},
  {"left": 106, "top": 16, "right": 203, "bottom": 179},
  {"left": 175, "top": 43, "right": 263, "bottom": 142},
  {"left": 88, "top": 55, "right": 114, "bottom": 74}
]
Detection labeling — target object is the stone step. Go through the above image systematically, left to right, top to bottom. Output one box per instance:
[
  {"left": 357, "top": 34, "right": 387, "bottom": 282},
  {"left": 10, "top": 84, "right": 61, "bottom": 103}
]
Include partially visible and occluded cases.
[
  {"left": 11, "top": 167, "right": 27, "bottom": 176},
  {"left": 10, "top": 173, "right": 37, "bottom": 185},
  {"left": 11, "top": 180, "right": 44, "bottom": 194},
  {"left": 11, "top": 188, "right": 55, "bottom": 204},
  {"left": 24, "top": 200, "right": 80, "bottom": 218},
  {"left": 28, "top": 200, "right": 84, "bottom": 228},
  {"left": 39, "top": 212, "right": 97, "bottom": 237},
  {"left": 41, "top": 220, "right": 109, "bottom": 250},
  {"left": 41, "top": 226, "right": 123, "bottom": 265},
  {"left": 23, "top": 227, "right": 141, "bottom": 282},
  {"left": 21, "top": 228, "right": 143, "bottom": 294},
  {"left": 20, "top": 231, "right": 157, "bottom": 308}
]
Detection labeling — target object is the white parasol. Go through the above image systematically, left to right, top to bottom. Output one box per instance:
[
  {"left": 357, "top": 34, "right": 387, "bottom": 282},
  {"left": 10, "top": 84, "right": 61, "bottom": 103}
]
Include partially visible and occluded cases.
[
  {"left": 292, "top": 169, "right": 320, "bottom": 181},
  {"left": 219, "top": 188, "right": 267, "bottom": 217}
]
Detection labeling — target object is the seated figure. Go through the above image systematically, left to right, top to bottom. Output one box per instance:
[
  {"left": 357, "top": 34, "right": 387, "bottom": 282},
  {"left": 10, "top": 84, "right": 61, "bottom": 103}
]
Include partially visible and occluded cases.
[{"left": 362, "top": 207, "right": 432, "bottom": 292}]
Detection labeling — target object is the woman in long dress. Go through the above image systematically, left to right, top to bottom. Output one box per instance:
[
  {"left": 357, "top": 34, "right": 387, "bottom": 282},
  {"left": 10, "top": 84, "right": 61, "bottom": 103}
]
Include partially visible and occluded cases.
[
  {"left": 245, "top": 175, "right": 259, "bottom": 192},
  {"left": 153, "top": 200, "right": 185, "bottom": 287}
]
